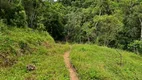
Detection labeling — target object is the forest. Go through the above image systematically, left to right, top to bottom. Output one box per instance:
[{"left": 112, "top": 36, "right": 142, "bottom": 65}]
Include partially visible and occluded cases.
[
  {"left": 0, "top": 0, "right": 142, "bottom": 80},
  {"left": 1, "top": 0, "right": 142, "bottom": 53}
]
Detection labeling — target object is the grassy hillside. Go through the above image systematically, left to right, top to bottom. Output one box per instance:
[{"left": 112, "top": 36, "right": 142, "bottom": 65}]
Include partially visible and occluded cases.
[
  {"left": 0, "top": 23, "right": 142, "bottom": 80},
  {"left": 0, "top": 25, "right": 70, "bottom": 79},
  {"left": 0, "top": 25, "right": 54, "bottom": 67},
  {"left": 0, "top": 43, "right": 70, "bottom": 80},
  {"left": 70, "top": 44, "right": 142, "bottom": 80}
]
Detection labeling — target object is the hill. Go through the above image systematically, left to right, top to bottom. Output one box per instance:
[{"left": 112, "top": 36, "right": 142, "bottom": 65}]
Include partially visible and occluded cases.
[
  {"left": 0, "top": 25, "right": 70, "bottom": 80},
  {"left": 0, "top": 26, "right": 142, "bottom": 80},
  {"left": 70, "top": 44, "right": 142, "bottom": 80}
]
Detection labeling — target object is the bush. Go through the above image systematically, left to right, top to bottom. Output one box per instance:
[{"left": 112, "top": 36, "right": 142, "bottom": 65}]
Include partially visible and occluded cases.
[
  {"left": 10, "top": 5, "right": 27, "bottom": 27},
  {"left": 0, "top": 20, "right": 7, "bottom": 32},
  {"left": 128, "top": 40, "right": 142, "bottom": 54}
]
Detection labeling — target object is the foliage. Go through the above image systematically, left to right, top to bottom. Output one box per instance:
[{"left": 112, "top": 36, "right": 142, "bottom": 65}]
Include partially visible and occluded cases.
[
  {"left": 0, "top": 0, "right": 142, "bottom": 53},
  {"left": 0, "top": 0, "right": 27, "bottom": 27},
  {"left": 1, "top": 0, "right": 142, "bottom": 79},
  {"left": 60, "top": 0, "right": 142, "bottom": 53},
  {"left": 42, "top": 2, "right": 66, "bottom": 40},
  {"left": 93, "top": 15, "right": 123, "bottom": 46},
  {"left": 128, "top": 40, "right": 142, "bottom": 54}
]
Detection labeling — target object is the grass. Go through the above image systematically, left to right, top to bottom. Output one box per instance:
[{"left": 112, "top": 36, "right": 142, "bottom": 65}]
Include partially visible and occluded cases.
[
  {"left": 0, "top": 23, "right": 70, "bottom": 80},
  {"left": 0, "top": 23, "right": 142, "bottom": 80},
  {"left": 0, "top": 26, "right": 54, "bottom": 67},
  {"left": 0, "top": 43, "right": 70, "bottom": 80},
  {"left": 70, "top": 44, "right": 142, "bottom": 80}
]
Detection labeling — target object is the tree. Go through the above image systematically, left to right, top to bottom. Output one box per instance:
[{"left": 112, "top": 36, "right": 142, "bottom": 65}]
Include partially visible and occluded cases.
[
  {"left": 0, "top": 0, "right": 27, "bottom": 27},
  {"left": 22, "top": 0, "right": 44, "bottom": 28},
  {"left": 42, "top": 2, "right": 66, "bottom": 40},
  {"left": 64, "top": 10, "right": 83, "bottom": 42},
  {"left": 93, "top": 15, "right": 123, "bottom": 46}
]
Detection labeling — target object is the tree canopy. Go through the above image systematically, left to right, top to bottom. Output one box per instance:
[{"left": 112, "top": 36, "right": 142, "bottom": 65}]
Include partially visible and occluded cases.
[{"left": 0, "top": 0, "right": 142, "bottom": 53}]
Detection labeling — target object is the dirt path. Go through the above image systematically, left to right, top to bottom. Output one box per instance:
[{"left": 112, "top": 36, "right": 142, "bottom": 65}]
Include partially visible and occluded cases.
[{"left": 64, "top": 49, "right": 79, "bottom": 80}]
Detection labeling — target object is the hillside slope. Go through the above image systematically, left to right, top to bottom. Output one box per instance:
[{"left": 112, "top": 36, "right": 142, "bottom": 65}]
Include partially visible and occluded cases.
[
  {"left": 0, "top": 25, "right": 142, "bottom": 80},
  {"left": 0, "top": 26, "right": 70, "bottom": 80},
  {"left": 0, "top": 26, "right": 54, "bottom": 66},
  {"left": 70, "top": 44, "right": 142, "bottom": 80}
]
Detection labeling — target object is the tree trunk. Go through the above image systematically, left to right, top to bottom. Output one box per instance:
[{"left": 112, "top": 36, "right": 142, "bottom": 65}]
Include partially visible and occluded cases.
[{"left": 139, "top": 18, "right": 142, "bottom": 41}]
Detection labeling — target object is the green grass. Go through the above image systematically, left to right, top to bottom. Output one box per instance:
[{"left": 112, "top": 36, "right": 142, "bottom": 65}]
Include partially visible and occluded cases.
[
  {"left": 0, "top": 23, "right": 142, "bottom": 80},
  {"left": 0, "top": 25, "right": 70, "bottom": 80},
  {"left": 0, "top": 27, "right": 54, "bottom": 66},
  {"left": 0, "top": 43, "right": 70, "bottom": 80},
  {"left": 70, "top": 44, "right": 142, "bottom": 80}
]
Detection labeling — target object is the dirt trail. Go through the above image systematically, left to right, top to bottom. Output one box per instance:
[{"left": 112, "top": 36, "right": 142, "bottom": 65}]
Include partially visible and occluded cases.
[{"left": 64, "top": 49, "right": 79, "bottom": 80}]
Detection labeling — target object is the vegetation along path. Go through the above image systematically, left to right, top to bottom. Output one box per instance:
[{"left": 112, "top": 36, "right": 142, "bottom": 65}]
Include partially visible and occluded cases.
[{"left": 63, "top": 47, "right": 79, "bottom": 80}]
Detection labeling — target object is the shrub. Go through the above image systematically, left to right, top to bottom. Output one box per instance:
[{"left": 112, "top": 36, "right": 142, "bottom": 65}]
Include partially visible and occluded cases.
[
  {"left": 0, "top": 20, "right": 7, "bottom": 32},
  {"left": 128, "top": 40, "right": 142, "bottom": 54}
]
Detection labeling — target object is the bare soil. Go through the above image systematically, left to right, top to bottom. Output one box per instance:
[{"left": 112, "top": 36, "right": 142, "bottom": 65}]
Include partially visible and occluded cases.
[{"left": 64, "top": 50, "right": 79, "bottom": 80}]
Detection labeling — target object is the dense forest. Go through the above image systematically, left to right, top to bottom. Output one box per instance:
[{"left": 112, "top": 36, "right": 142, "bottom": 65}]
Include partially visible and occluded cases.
[{"left": 1, "top": 0, "right": 142, "bottom": 54}]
